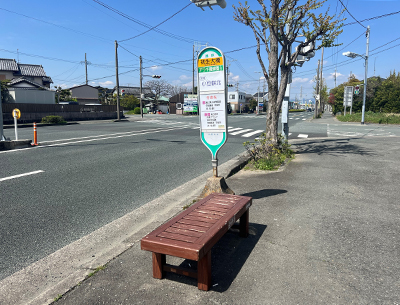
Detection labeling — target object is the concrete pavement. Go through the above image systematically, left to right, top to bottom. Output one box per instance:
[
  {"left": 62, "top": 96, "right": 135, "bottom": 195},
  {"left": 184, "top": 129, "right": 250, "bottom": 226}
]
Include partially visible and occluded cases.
[{"left": 1, "top": 113, "right": 399, "bottom": 304}]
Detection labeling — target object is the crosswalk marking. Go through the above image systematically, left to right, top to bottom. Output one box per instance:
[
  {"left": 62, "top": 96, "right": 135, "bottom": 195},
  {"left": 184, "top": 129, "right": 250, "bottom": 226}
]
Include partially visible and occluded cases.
[
  {"left": 230, "top": 129, "right": 253, "bottom": 135},
  {"left": 242, "top": 130, "right": 264, "bottom": 138},
  {"left": 298, "top": 134, "right": 309, "bottom": 138}
]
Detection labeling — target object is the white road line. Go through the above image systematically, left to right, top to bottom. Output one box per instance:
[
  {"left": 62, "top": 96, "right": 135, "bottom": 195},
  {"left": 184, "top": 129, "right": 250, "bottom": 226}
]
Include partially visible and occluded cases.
[
  {"left": 0, "top": 127, "right": 184, "bottom": 154},
  {"left": 228, "top": 127, "right": 243, "bottom": 132},
  {"left": 230, "top": 129, "right": 253, "bottom": 135},
  {"left": 242, "top": 130, "right": 264, "bottom": 138},
  {"left": 298, "top": 134, "right": 309, "bottom": 138},
  {"left": 0, "top": 170, "right": 44, "bottom": 182}
]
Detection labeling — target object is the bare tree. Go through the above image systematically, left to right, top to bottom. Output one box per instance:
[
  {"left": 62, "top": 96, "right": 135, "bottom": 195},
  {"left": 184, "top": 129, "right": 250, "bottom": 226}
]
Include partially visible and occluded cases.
[
  {"left": 234, "top": 0, "right": 343, "bottom": 143},
  {"left": 144, "top": 80, "right": 172, "bottom": 103},
  {"left": 168, "top": 85, "right": 190, "bottom": 97}
]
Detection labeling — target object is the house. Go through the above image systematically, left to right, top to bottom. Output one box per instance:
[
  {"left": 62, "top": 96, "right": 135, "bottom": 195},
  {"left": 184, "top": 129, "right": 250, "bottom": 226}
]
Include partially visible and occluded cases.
[
  {"left": 0, "top": 58, "right": 55, "bottom": 104},
  {"left": 0, "top": 58, "right": 53, "bottom": 88},
  {"left": 69, "top": 84, "right": 99, "bottom": 105},
  {"left": 112, "top": 86, "right": 153, "bottom": 99},
  {"left": 228, "top": 91, "right": 248, "bottom": 113},
  {"left": 253, "top": 91, "right": 268, "bottom": 111},
  {"left": 169, "top": 92, "right": 193, "bottom": 115}
]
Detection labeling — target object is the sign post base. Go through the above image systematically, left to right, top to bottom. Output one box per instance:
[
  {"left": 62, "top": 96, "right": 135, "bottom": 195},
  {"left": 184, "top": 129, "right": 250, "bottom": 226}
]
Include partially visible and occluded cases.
[{"left": 199, "top": 176, "right": 235, "bottom": 199}]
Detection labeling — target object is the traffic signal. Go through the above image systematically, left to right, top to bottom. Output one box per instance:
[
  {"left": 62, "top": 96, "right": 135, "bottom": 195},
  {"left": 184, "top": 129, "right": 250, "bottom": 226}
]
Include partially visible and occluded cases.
[
  {"left": 191, "top": 0, "right": 226, "bottom": 10},
  {"left": 152, "top": 75, "right": 161, "bottom": 79},
  {"left": 227, "top": 84, "right": 233, "bottom": 87},
  {"left": 354, "top": 85, "right": 360, "bottom": 95}
]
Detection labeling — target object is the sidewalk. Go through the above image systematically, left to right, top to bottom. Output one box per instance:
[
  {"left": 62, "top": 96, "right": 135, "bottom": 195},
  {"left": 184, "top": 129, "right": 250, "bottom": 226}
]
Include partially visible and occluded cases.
[{"left": 52, "top": 116, "right": 399, "bottom": 304}]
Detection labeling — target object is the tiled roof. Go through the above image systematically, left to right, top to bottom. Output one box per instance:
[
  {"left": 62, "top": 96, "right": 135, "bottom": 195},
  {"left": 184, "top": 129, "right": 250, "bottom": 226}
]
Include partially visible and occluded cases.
[
  {"left": 0, "top": 58, "right": 19, "bottom": 71},
  {"left": 0, "top": 58, "right": 49, "bottom": 78},
  {"left": 18, "top": 64, "right": 47, "bottom": 77},
  {"left": 42, "top": 76, "right": 53, "bottom": 83},
  {"left": 8, "top": 77, "right": 50, "bottom": 90}
]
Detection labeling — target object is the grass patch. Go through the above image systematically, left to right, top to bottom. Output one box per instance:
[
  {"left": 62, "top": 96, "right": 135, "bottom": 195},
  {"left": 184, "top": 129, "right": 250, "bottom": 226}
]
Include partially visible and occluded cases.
[
  {"left": 126, "top": 107, "right": 141, "bottom": 115},
  {"left": 336, "top": 112, "right": 400, "bottom": 124},
  {"left": 41, "top": 115, "right": 66, "bottom": 124},
  {"left": 243, "top": 133, "right": 294, "bottom": 171},
  {"left": 183, "top": 199, "right": 198, "bottom": 210},
  {"left": 87, "top": 265, "right": 106, "bottom": 278},
  {"left": 54, "top": 294, "right": 62, "bottom": 302}
]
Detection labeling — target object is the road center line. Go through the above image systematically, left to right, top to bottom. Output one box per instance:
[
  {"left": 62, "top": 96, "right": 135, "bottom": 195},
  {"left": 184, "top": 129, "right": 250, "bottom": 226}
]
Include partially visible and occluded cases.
[{"left": 0, "top": 170, "right": 44, "bottom": 182}]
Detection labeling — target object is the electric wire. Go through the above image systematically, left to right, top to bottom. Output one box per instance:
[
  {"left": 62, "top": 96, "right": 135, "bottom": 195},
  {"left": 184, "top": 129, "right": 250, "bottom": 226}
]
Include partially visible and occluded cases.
[
  {"left": 92, "top": 0, "right": 198, "bottom": 44},
  {"left": 338, "top": 0, "right": 366, "bottom": 28},
  {"left": 119, "top": 2, "right": 192, "bottom": 42}
]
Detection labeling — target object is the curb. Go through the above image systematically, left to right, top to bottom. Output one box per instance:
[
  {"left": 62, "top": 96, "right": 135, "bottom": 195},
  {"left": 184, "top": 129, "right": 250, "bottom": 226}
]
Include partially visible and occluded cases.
[{"left": 0, "top": 152, "right": 251, "bottom": 305}]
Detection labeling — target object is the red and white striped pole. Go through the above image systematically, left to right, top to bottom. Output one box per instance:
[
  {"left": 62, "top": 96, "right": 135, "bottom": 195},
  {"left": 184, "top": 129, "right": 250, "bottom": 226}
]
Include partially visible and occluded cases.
[{"left": 33, "top": 122, "right": 38, "bottom": 146}]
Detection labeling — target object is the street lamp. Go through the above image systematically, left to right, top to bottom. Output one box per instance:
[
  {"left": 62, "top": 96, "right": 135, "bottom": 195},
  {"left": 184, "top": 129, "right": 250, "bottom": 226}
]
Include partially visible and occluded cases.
[
  {"left": 342, "top": 26, "right": 370, "bottom": 124},
  {"left": 140, "top": 55, "right": 162, "bottom": 118},
  {"left": 254, "top": 72, "right": 262, "bottom": 115}
]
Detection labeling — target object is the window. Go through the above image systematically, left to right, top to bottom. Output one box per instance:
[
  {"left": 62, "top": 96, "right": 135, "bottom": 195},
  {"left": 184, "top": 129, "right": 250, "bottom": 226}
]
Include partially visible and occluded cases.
[{"left": 229, "top": 94, "right": 235, "bottom": 99}]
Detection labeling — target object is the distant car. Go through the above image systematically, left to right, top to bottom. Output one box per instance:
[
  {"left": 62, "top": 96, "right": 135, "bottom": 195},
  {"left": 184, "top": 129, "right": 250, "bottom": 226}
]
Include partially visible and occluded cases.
[{"left": 307, "top": 108, "right": 312, "bottom": 112}]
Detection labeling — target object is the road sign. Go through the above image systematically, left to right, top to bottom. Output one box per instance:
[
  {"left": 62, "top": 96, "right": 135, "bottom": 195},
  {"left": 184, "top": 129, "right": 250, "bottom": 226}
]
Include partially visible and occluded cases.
[
  {"left": 198, "top": 46, "right": 227, "bottom": 162},
  {"left": 343, "top": 86, "right": 353, "bottom": 107},
  {"left": 13, "top": 108, "right": 21, "bottom": 119}
]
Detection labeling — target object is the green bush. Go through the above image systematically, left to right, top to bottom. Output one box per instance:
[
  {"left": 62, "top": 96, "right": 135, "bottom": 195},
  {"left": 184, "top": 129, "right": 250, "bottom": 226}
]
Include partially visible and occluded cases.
[
  {"left": 133, "top": 107, "right": 141, "bottom": 114},
  {"left": 289, "top": 109, "right": 305, "bottom": 112},
  {"left": 336, "top": 112, "right": 400, "bottom": 124},
  {"left": 41, "top": 115, "right": 66, "bottom": 124},
  {"left": 243, "top": 134, "right": 294, "bottom": 171}
]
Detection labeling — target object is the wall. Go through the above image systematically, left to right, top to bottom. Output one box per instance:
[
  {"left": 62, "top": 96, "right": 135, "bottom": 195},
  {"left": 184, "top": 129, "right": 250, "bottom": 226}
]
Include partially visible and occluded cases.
[
  {"left": 71, "top": 85, "right": 98, "bottom": 100},
  {"left": 9, "top": 89, "right": 55, "bottom": 104},
  {"left": 1, "top": 103, "right": 123, "bottom": 124}
]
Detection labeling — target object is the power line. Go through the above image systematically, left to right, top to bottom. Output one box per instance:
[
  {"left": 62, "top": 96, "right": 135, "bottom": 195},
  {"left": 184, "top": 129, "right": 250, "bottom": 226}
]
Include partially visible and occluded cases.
[
  {"left": 92, "top": 0, "right": 198, "bottom": 44},
  {"left": 338, "top": 0, "right": 366, "bottom": 28},
  {"left": 119, "top": 2, "right": 192, "bottom": 42},
  {"left": 0, "top": 7, "right": 112, "bottom": 43},
  {"left": 344, "top": 10, "right": 400, "bottom": 26}
]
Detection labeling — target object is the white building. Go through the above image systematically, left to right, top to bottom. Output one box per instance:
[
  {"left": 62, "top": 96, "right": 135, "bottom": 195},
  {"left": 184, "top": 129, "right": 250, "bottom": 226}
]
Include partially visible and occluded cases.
[{"left": 228, "top": 91, "right": 247, "bottom": 113}]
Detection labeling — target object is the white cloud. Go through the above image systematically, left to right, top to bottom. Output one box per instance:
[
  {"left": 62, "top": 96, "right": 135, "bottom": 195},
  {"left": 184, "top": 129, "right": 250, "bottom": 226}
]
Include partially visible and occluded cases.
[
  {"left": 149, "top": 65, "right": 161, "bottom": 71},
  {"left": 326, "top": 72, "right": 344, "bottom": 80},
  {"left": 179, "top": 75, "right": 190, "bottom": 81},
  {"left": 232, "top": 75, "right": 240, "bottom": 82},
  {"left": 292, "top": 77, "right": 310, "bottom": 83},
  {"left": 99, "top": 80, "right": 114, "bottom": 87},
  {"left": 182, "top": 81, "right": 192, "bottom": 88},
  {"left": 54, "top": 83, "right": 68, "bottom": 89}
]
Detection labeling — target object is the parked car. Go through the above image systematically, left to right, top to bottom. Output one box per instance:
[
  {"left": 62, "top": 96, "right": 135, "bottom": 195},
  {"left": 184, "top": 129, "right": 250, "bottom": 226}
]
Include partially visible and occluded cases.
[{"left": 307, "top": 108, "right": 312, "bottom": 112}]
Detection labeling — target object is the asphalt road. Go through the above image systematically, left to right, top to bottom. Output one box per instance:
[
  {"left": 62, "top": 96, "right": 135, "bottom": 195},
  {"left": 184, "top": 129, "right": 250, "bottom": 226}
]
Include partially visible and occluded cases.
[{"left": 1, "top": 112, "right": 398, "bottom": 281}]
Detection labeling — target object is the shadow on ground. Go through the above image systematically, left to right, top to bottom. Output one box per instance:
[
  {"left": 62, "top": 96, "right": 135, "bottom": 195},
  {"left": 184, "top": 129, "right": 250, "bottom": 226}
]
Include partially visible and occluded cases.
[{"left": 292, "top": 138, "right": 376, "bottom": 157}]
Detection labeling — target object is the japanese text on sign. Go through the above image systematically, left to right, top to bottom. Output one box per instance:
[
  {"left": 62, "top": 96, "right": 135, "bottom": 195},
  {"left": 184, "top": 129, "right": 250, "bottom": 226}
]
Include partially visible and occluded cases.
[{"left": 198, "top": 57, "right": 223, "bottom": 67}]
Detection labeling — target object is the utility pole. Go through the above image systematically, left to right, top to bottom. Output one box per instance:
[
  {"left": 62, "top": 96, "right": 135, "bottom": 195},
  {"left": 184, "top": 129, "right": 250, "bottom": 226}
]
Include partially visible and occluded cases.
[
  {"left": 361, "top": 26, "right": 370, "bottom": 125},
  {"left": 115, "top": 40, "right": 120, "bottom": 121},
  {"left": 192, "top": 44, "right": 195, "bottom": 94},
  {"left": 319, "top": 46, "right": 324, "bottom": 114},
  {"left": 85, "top": 53, "right": 88, "bottom": 85},
  {"left": 140, "top": 56, "right": 143, "bottom": 118},
  {"left": 315, "top": 59, "right": 320, "bottom": 119},
  {"left": 334, "top": 67, "right": 337, "bottom": 87},
  {"left": 0, "top": 85, "right": 5, "bottom": 141},
  {"left": 300, "top": 86, "right": 303, "bottom": 109}
]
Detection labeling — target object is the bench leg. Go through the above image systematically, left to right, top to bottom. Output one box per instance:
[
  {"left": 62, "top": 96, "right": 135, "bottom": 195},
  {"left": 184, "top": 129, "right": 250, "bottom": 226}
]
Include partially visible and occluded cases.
[
  {"left": 239, "top": 210, "right": 249, "bottom": 238},
  {"left": 198, "top": 251, "right": 211, "bottom": 291},
  {"left": 152, "top": 252, "right": 166, "bottom": 279}
]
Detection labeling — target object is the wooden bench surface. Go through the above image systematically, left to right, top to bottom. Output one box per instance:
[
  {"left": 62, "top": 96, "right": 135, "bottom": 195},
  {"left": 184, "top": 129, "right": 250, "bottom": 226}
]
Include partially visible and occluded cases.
[{"left": 141, "top": 193, "right": 252, "bottom": 261}]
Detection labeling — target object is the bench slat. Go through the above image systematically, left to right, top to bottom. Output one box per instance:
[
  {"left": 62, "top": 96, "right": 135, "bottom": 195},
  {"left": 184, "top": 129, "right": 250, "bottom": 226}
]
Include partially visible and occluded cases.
[
  {"left": 199, "top": 204, "right": 230, "bottom": 213},
  {"left": 193, "top": 208, "right": 225, "bottom": 217},
  {"left": 189, "top": 211, "right": 223, "bottom": 220},
  {"left": 183, "top": 215, "right": 218, "bottom": 224},
  {"left": 177, "top": 219, "right": 213, "bottom": 228},
  {"left": 172, "top": 222, "right": 209, "bottom": 232},
  {"left": 165, "top": 227, "right": 204, "bottom": 238},
  {"left": 157, "top": 232, "right": 198, "bottom": 243}
]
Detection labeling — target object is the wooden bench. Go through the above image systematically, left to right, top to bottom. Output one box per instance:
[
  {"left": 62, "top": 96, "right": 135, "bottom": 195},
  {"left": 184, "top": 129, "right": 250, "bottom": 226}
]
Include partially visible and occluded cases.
[{"left": 141, "top": 193, "right": 252, "bottom": 291}]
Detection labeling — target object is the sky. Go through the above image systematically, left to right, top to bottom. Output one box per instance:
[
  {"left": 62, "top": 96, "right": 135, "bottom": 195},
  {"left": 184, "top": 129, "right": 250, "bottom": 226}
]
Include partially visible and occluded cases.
[{"left": 1, "top": 0, "right": 400, "bottom": 102}]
